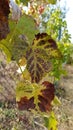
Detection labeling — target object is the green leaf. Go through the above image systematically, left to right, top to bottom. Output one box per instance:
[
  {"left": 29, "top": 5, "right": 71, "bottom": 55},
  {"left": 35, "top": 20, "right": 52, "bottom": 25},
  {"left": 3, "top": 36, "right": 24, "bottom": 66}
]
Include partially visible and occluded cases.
[
  {"left": 20, "top": 0, "right": 30, "bottom": 5},
  {"left": 48, "top": 0, "right": 57, "bottom": 4},
  {"left": 0, "top": 14, "right": 38, "bottom": 61},
  {"left": 9, "top": 14, "right": 38, "bottom": 44},
  {"left": 11, "top": 35, "right": 29, "bottom": 61},
  {"left": 0, "top": 43, "right": 11, "bottom": 62},
  {"left": 16, "top": 81, "right": 34, "bottom": 101},
  {"left": 52, "top": 96, "right": 61, "bottom": 106},
  {"left": 44, "top": 111, "right": 58, "bottom": 130},
  {"left": 48, "top": 112, "right": 58, "bottom": 130}
]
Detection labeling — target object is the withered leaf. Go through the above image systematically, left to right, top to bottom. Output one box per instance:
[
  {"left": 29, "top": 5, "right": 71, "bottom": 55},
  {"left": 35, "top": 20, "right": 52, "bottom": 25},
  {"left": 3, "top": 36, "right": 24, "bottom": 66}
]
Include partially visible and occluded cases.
[
  {"left": 0, "top": 0, "right": 10, "bottom": 40},
  {"left": 17, "top": 81, "right": 55, "bottom": 112},
  {"left": 38, "top": 81, "right": 55, "bottom": 111},
  {"left": 17, "top": 97, "right": 35, "bottom": 110}
]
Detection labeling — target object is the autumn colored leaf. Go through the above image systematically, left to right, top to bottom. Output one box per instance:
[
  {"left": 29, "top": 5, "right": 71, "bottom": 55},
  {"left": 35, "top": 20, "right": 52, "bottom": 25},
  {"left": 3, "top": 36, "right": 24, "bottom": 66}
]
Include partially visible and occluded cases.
[
  {"left": 0, "top": 0, "right": 10, "bottom": 40},
  {"left": 26, "top": 33, "right": 61, "bottom": 83},
  {"left": 32, "top": 33, "right": 57, "bottom": 49},
  {"left": 26, "top": 47, "right": 52, "bottom": 83},
  {"left": 16, "top": 81, "right": 55, "bottom": 112},
  {"left": 16, "top": 81, "right": 44, "bottom": 110},
  {"left": 38, "top": 81, "right": 55, "bottom": 112},
  {"left": 17, "top": 97, "right": 35, "bottom": 110}
]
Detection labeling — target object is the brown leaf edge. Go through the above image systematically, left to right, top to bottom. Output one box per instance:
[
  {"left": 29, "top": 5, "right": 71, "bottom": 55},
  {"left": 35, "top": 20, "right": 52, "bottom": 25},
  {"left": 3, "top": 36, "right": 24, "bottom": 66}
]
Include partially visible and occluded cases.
[{"left": 17, "top": 81, "right": 55, "bottom": 112}]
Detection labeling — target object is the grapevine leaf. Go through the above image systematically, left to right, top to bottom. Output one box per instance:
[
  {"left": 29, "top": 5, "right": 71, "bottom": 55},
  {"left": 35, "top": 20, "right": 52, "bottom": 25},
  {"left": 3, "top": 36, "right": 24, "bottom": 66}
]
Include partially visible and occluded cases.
[
  {"left": 0, "top": 0, "right": 10, "bottom": 40},
  {"left": 0, "top": 14, "right": 38, "bottom": 61},
  {"left": 9, "top": 14, "right": 38, "bottom": 44},
  {"left": 10, "top": 14, "right": 38, "bottom": 60},
  {"left": 26, "top": 33, "right": 61, "bottom": 83},
  {"left": 0, "top": 34, "right": 28, "bottom": 62},
  {"left": 11, "top": 35, "right": 29, "bottom": 61},
  {"left": 0, "top": 43, "right": 11, "bottom": 61},
  {"left": 26, "top": 46, "right": 52, "bottom": 83},
  {"left": 16, "top": 81, "right": 55, "bottom": 112},
  {"left": 16, "top": 81, "right": 34, "bottom": 102},
  {"left": 38, "top": 81, "right": 55, "bottom": 112},
  {"left": 16, "top": 82, "right": 44, "bottom": 110},
  {"left": 17, "top": 96, "right": 35, "bottom": 110},
  {"left": 52, "top": 96, "right": 61, "bottom": 106},
  {"left": 44, "top": 111, "right": 58, "bottom": 130},
  {"left": 48, "top": 111, "right": 58, "bottom": 130}
]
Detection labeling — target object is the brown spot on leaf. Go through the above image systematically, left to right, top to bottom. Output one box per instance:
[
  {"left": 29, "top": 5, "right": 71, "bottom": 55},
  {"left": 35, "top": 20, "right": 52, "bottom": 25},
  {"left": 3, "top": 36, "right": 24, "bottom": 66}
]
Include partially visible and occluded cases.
[
  {"left": 26, "top": 33, "right": 61, "bottom": 83},
  {"left": 35, "top": 33, "right": 48, "bottom": 40},
  {"left": 47, "top": 39, "right": 57, "bottom": 49},
  {"left": 17, "top": 81, "right": 55, "bottom": 112},
  {"left": 38, "top": 81, "right": 55, "bottom": 112},
  {"left": 17, "top": 97, "right": 35, "bottom": 110}
]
